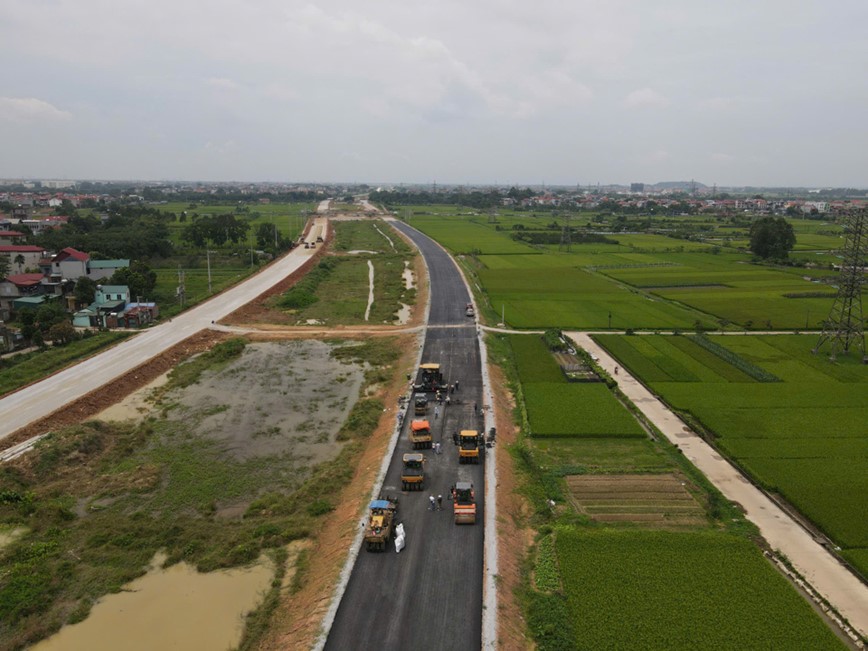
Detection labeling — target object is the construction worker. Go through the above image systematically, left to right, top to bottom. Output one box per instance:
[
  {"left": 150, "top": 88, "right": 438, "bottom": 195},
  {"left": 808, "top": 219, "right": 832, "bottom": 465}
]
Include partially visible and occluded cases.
[
  {"left": 429, "top": 495, "right": 436, "bottom": 511},
  {"left": 437, "top": 495, "right": 443, "bottom": 510}
]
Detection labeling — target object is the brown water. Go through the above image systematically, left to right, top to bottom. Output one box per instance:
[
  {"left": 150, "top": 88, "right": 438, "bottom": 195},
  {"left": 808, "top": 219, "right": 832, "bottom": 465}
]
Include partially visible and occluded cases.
[{"left": 31, "top": 552, "right": 273, "bottom": 651}]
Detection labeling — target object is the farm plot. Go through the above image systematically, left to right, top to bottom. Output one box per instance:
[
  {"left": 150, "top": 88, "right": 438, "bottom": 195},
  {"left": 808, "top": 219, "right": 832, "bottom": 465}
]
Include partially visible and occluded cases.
[
  {"left": 600, "top": 253, "right": 840, "bottom": 329},
  {"left": 480, "top": 263, "right": 700, "bottom": 329},
  {"left": 596, "top": 334, "right": 868, "bottom": 578},
  {"left": 510, "top": 335, "right": 645, "bottom": 438},
  {"left": 524, "top": 383, "right": 645, "bottom": 438},
  {"left": 565, "top": 474, "right": 706, "bottom": 526},
  {"left": 550, "top": 529, "right": 845, "bottom": 650}
]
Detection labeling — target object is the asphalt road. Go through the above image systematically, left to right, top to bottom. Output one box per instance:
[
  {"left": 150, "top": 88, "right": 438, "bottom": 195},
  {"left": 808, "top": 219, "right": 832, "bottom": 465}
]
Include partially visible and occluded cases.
[
  {"left": 0, "top": 220, "right": 325, "bottom": 441},
  {"left": 324, "top": 222, "right": 485, "bottom": 651}
]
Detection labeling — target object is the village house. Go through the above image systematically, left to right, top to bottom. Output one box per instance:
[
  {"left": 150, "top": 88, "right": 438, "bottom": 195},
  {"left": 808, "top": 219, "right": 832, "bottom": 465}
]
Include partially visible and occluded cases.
[
  {"left": 0, "top": 230, "right": 26, "bottom": 246},
  {"left": 0, "top": 244, "right": 48, "bottom": 272},
  {"left": 50, "top": 247, "right": 129, "bottom": 281}
]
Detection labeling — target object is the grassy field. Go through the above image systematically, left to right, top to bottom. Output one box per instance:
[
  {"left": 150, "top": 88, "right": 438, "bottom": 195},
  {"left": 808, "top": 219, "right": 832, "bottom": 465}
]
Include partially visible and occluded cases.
[
  {"left": 275, "top": 220, "right": 415, "bottom": 325},
  {"left": 0, "top": 332, "right": 130, "bottom": 397},
  {"left": 596, "top": 333, "right": 868, "bottom": 577},
  {"left": 549, "top": 529, "right": 845, "bottom": 650}
]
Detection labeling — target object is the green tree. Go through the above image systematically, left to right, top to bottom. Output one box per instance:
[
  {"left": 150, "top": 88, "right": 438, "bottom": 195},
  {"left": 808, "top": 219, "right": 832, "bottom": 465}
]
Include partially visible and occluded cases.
[
  {"left": 749, "top": 217, "right": 796, "bottom": 260},
  {"left": 256, "top": 223, "right": 278, "bottom": 248},
  {"left": 0, "top": 254, "right": 9, "bottom": 279},
  {"left": 13, "top": 254, "right": 25, "bottom": 273},
  {"left": 110, "top": 261, "right": 156, "bottom": 300},
  {"left": 74, "top": 277, "right": 98, "bottom": 305},
  {"left": 49, "top": 321, "right": 77, "bottom": 346}
]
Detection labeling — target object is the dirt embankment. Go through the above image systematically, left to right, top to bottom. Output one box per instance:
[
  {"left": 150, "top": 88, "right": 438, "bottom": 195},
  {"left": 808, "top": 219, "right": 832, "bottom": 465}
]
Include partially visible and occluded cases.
[
  {"left": 1, "top": 329, "right": 231, "bottom": 451},
  {"left": 258, "top": 332, "right": 420, "bottom": 650},
  {"left": 489, "top": 361, "right": 535, "bottom": 651}
]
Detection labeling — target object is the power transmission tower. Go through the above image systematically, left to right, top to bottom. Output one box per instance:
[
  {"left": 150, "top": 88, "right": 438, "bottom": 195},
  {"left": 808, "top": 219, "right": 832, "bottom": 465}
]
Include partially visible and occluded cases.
[
  {"left": 813, "top": 209, "right": 867, "bottom": 362},
  {"left": 559, "top": 212, "right": 572, "bottom": 252}
]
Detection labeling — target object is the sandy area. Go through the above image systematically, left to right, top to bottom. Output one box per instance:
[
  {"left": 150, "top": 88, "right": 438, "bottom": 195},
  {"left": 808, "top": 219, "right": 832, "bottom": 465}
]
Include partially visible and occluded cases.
[{"left": 96, "top": 374, "right": 170, "bottom": 423}]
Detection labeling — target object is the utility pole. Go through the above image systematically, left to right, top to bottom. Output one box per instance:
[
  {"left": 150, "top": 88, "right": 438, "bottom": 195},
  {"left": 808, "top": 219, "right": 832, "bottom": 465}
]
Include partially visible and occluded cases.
[
  {"left": 206, "top": 249, "right": 213, "bottom": 294},
  {"left": 177, "top": 265, "right": 185, "bottom": 308}
]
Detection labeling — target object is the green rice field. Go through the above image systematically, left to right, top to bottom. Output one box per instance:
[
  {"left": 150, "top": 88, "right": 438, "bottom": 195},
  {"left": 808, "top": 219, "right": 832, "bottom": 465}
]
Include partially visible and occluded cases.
[
  {"left": 595, "top": 333, "right": 868, "bottom": 577},
  {"left": 510, "top": 335, "right": 644, "bottom": 438},
  {"left": 550, "top": 528, "right": 845, "bottom": 650}
]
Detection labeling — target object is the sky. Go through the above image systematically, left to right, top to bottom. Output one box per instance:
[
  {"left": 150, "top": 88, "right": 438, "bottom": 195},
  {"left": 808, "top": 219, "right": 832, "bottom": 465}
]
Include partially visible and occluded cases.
[{"left": 1, "top": 0, "right": 866, "bottom": 187}]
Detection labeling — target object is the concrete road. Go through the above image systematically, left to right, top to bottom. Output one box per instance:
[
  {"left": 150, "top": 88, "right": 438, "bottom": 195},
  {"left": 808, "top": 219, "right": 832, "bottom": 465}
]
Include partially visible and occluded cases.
[
  {"left": 0, "top": 218, "right": 328, "bottom": 442},
  {"left": 324, "top": 223, "right": 485, "bottom": 651},
  {"left": 570, "top": 331, "right": 868, "bottom": 639}
]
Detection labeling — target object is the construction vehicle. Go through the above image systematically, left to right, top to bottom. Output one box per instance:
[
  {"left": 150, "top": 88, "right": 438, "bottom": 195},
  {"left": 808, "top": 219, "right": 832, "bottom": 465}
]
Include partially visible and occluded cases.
[
  {"left": 414, "top": 363, "right": 444, "bottom": 392},
  {"left": 414, "top": 395, "right": 428, "bottom": 415},
  {"left": 410, "top": 419, "right": 433, "bottom": 449},
  {"left": 458, "top": 430, "right": 481, "bottom": 464},
  {"left": 401, "top": 453, "right": 425, "bottom": 490},
  {"left": 452, "top": 482, "right": 476, "bottom": 524},
  {"left": 364, "top": 497, "right": 398, "bottom": 552}
]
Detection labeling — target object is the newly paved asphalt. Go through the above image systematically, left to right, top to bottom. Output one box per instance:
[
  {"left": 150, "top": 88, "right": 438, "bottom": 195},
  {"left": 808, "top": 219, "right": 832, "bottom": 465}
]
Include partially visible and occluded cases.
[{"left": 324, "top": 222, "right": 485, "bottom": 651}]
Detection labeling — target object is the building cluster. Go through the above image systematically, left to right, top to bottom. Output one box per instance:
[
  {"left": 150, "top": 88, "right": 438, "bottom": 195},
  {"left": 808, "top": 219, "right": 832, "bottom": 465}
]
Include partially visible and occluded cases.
[
  {"left": 502, "top": 192, "right": 860, "bottom": 216},
  {"left": 0, "top": 224, "right": 158, "bottom": 344}
]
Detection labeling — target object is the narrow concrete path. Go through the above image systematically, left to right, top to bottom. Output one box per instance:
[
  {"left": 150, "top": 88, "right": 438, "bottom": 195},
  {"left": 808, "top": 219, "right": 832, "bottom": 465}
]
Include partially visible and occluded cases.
[{"left": 568, "top": 331, "right": 868, "bottom": 638}]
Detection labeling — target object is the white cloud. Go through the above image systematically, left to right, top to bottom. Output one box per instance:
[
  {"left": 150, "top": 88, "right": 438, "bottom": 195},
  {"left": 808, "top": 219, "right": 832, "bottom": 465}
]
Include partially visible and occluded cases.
[
  {"left": 205, "top": 77, "right": 241, "bottom": 92},
  {"left": 624, "top": 88, "right": 670, "bottom": 109},
  {"left": 0, "top": 97, "right": 71, "bottom": 123},
  {"left": 711, "top": 152, "right": 735, "bottom": 163}
]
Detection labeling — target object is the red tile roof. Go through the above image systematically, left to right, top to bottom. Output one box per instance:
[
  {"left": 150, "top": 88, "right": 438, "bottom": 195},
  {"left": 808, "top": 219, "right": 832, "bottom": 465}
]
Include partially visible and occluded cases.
[
  {"left": 0, "top": 230, "right": 25, "bottom": 237},
  {"left": 0, "top": 245, "right": 45, "bottom": 253},
  {"left": 54, "top": 247, "right": 89, "bottom": 262},
  {"left": 4, "top": 273, "right": 44, "bottom": 287}
]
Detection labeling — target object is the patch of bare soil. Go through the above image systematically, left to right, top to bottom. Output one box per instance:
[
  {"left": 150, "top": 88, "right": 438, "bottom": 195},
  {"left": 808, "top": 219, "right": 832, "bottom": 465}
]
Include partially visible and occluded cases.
[
  {"left": 0, "top": 329, "right": 230, "bottom": 453},
  {"left": 257, "top": 333, "right": 421, "bottom": 650},
  {"left": 171, "top": 340, "right": 365, "bottom": 464},
  {"left": 489, "top": 362, "right": 535, "bottom": 651},
  {"left": 565, "top": 473, "right": 706, "bottom": 527}
]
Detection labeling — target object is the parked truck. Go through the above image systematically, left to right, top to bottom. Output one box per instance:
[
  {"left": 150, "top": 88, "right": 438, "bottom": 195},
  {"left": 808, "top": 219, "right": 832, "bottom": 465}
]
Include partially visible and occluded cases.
[
  {"left": 410, "top": 419, "right": 433, "bottom": 449},
  {"left": 458, "top": 430, "right": 481, "bottom": 464},
  {"left": 401, "top": 453, "right": 425, "bottom": 490},
  {"left": 452, "top": 482, "right": 476, "bottom": 524},
  {"left": 364, "top": 497, "right": 398, "bottom": 552}
]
